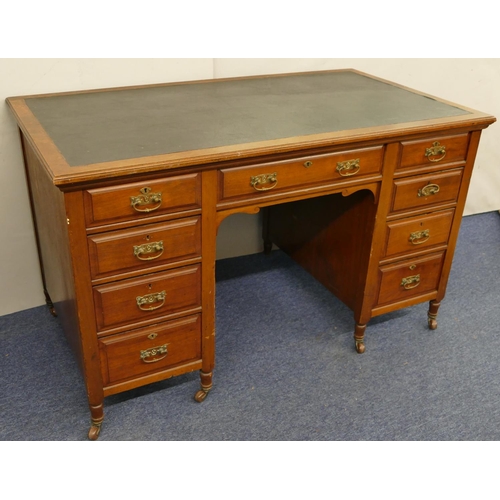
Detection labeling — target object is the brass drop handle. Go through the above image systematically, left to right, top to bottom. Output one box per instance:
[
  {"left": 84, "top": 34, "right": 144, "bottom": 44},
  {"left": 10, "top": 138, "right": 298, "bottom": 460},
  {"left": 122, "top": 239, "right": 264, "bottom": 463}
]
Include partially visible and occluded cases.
[
  {"left": 425, "top": 141, "right": 446, "bottom": 162},
  {"left": 336, "top": 158, "right": 360, "bottom": 177},
  {"left": 304, "top": 161, "right": 313, "bottom": 168},
  {"left": 250, "top": 172, "right": 278, "bottom": 191},
  {"left": 418, "top": 183, "right": 440, "bottom": 197},
  {"left": 130, "top": 187, "right": 163, "bottom": 213},
  {"left": 409, "top": 229, "right": 430, "bottom": 245},
  {"left": 133, "top": 241, "right": 164, "bottom": 261},
  {"left": 401, "top": 274, "right": 420, "bottom": 290},
  {"left": 136, "top": 290, "right": 166, "bottom": 311},
  {"left": 140, "top": 344, "right": 168, "bottom": 363}
]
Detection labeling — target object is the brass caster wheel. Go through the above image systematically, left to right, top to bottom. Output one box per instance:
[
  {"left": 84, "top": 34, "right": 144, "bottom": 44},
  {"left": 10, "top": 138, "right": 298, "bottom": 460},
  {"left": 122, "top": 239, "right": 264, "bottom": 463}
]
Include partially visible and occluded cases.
[
  {"left": 427, "top": 301, "right": 440, "bottom": 331},
  {"left": 49, "top": 307, "right": 57, "bottom": 317},
  {"left": 355, "top": 340, "right": 366, "bottom": 354},
  {"left": 194, "top": 390, "right": 209, "bottom": 403},
  {"left": 88, "top": 423, "right": 102, "bottom": 440}
]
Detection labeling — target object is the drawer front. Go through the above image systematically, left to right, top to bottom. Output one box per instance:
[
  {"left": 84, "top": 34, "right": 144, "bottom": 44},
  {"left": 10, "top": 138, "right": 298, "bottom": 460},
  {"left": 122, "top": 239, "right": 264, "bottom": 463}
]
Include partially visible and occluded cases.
[
  {"left": 399, "top": 133, "right": 469, "bottom": 169},
  {"left": 219, "top": 146, "right": 384, "bottom": 202},
  {"left": 391, "top": 169, "right": 462, "bottom": 214},
  {"left": 84, "top": 173, "right": 201, "bottom": 227},
  {"left": 384, "top": 209, "right": 454, "bottom": 259},
  {"left": 88, "top": 217, "right": 201, "bottom": 280},
  {"left": 377, "top": 252, "right": 444, "bottom": 306},
  {"left": 94, "top": 265, "right": 201, "bottom": 332},
  {"left": 99, "top": 314, "right": 201, "bottom": 386}
]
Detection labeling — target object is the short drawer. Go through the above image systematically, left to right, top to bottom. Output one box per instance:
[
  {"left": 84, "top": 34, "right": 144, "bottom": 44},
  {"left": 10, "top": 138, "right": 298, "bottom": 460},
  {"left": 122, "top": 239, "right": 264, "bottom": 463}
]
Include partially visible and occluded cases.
[
  {"left": 399, "top": 133, "right": 469, "bottom": 170},
  {"left": 218, "top": 146, "right": 384, "bottom": 202},
  {"left": 391, "top": 169, "right": 462, "bottom": 214},
  {"left": 84, "top": 173, "right": 201, "bottom": 227},
  {"left": 384, "top": 209, "right": 454, "bottom": 259},
  {"left": 88, "top": 217, "right": 201, "bottom": 280},
  {"left": 377, "top": 252, "right": 444, "bottom": 307},
  {"left": 93, "top": 265, "right": 201, "bottom": 333},
  {"left": 99, "top": 314, "right": 201, "bottom": 386}
]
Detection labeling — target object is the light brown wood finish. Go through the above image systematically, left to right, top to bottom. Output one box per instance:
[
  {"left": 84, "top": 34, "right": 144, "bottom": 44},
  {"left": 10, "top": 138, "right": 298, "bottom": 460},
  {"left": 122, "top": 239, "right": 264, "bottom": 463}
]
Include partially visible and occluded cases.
[
  {"left": 6, "top": 70, "right": 495, "bottom": 439},
  {"left": 218, "top": 146, "right": 384, "bottom": 202},
  {"left": 391, "top": 169, "right": 463, "bottom": 214},
  {"left": 83, "top": 173, "right": 202, "bottom": 228},
  {"left": 383, "top": 209, "right": 454, "bottom": 261},
  {"left": 87, "top": 217, "right": 201, "bottom": 281},
  {"left": 93, "top": 265, "right": 202, "bottom": 333},
  {"left": 99, "top": 314, "right": 202, "bottom": 387}
]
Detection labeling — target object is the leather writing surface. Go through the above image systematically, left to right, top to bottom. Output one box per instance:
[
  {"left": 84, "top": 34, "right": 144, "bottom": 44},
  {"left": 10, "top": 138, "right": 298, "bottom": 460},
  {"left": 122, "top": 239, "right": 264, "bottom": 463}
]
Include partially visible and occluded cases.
[{"left": 26, "top": 71, "right": 469, "bottom": 167}]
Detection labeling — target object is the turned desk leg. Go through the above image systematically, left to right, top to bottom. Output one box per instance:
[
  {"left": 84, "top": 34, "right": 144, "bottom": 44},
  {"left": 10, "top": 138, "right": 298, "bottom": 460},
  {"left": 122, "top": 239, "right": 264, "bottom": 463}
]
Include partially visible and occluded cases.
[
  {"left": 428, "top": 300, "right": 440, "bottom": 330},
  {"left": 354, "top": 323, "right": 367, "bottom": 354},
  {"left": 194, "top": 370, "right": 213, "bottom": 402},
  {"left": 87, "top": 403, "right": 104, "bottom": 441}
]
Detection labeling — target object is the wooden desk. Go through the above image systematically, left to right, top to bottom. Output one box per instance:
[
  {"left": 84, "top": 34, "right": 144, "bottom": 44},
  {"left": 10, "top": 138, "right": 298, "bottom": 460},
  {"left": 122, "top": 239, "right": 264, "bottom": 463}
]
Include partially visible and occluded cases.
[{"left": 7, "top": 70, "right": 495, "bottom": 439}]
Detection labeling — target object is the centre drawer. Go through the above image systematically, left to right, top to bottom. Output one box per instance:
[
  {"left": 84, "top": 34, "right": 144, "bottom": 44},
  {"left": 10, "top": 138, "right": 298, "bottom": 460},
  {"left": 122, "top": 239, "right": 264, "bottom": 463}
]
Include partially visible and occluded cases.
[
  {"left": 218, "top": 146, "right": 383, "bottom": 203},
  {"left": 88, "top": 217, "right": 201, "bottom": 280},
  {"left": 93, "top": 265, "right": 201, "bottom": 333},
  {"left": 99, "top": 314, "right": 202, "bottom": 387}
]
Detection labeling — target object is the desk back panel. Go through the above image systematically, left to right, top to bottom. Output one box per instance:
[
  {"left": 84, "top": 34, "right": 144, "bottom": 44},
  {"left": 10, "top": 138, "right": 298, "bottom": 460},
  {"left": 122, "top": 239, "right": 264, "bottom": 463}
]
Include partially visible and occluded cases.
[{"left": 267, "top": 189, "right": 377, "bottom": 311}]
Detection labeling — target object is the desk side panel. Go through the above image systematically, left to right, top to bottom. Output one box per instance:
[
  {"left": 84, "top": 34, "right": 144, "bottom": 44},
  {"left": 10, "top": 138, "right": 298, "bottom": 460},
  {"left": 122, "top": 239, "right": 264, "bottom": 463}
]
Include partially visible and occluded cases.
[{"left": 21, "top": 135, "right": 84, "bottom": 370}]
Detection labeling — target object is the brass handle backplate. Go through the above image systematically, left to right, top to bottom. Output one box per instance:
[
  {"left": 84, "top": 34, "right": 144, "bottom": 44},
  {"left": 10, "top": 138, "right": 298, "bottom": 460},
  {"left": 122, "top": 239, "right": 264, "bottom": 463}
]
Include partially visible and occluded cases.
[
  {"left": 425, "top": 141, "right": 446, "bottom": 162},
  {"left": 336, "top": 158, "right": 360, "bottom": 177},
  {"left": 250, "top": 172, "right": 278, "bottom": 191},
  {"left": 418, "top": 183, "right": 440, "bottom": 197},
  {"left": 130, "top": 187, "right": 163, "bottom": 213},
  {"left": 409, "top": 229, "right": 430, "bottom": 245},
  {"left": 133, "top": 241, "right": 164, "bottom": 261},
  {"left": 401, "top": 274, "right": 421, "bottom": 290},
  {"left": 136, "top": 290, "right": 166, "bottom": 311},
  {"left": 140, "top": 344, "right": 168, "bottom": 363}
]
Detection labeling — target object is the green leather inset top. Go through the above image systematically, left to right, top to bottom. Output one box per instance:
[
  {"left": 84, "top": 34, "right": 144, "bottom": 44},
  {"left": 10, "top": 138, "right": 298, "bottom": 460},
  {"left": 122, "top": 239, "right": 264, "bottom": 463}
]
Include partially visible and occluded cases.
[{"left": 25, "top": 71, "right": 469, "bottom": 167}]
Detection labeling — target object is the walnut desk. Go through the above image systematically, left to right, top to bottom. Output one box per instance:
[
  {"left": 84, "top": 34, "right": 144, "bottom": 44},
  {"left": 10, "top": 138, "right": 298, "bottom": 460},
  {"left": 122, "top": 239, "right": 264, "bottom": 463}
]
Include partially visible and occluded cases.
[{"left": 7, "top": 70, "right": 495, "bottom": 439}]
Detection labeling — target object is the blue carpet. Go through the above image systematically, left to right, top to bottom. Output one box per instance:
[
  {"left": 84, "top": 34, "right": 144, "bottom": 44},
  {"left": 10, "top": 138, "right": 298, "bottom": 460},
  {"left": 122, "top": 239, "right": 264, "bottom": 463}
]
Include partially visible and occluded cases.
[{"left": 1, "top": 211, "right": 499, "bottom": 441}]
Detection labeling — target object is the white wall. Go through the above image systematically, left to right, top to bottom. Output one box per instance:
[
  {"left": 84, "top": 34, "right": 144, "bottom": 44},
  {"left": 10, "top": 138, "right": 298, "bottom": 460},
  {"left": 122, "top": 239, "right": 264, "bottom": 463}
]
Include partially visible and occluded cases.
[{"left": 1, "top": 59, "right": 499, "bottom": 316}]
